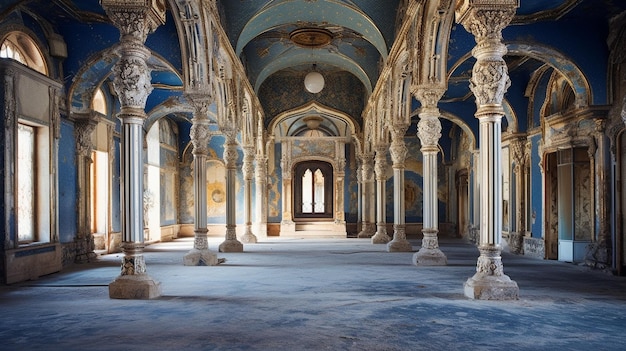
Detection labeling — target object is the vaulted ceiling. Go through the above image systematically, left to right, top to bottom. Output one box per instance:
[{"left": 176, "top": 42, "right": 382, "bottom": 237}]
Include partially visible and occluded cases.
[{"left": 2, "top": 0, "right": 625, "bottom": 136}]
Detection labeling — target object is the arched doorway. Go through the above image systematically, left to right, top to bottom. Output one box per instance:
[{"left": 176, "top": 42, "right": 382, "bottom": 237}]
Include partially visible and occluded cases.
[{"left": 294, "top": 161, "right": 333, "bottom": 220}]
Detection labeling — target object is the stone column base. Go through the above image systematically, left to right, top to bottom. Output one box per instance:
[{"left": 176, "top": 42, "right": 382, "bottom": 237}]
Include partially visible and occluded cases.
[
  {"left": 371, "top": 231, "right": 391, "bottom": 244},
  {"left": 241, "top": 233, "right": 258, "bottom": 244},
  {"left": 219, "top": 239, "right": 243, "bottom": 252},
  {"left": 387, "top": 239, "right": 412, "bottom": 252},
  {"left": 413, "top": 248, "right": 447, "bottom": 266},
  {"left": 183, "top": 249, "right": 219, "bottom": 266},
  {"left": 109, "top": 274, "right": 161, "bottom": 299},
  {"left": 463, "top": 274, "right": 519, "bottom": 300}
]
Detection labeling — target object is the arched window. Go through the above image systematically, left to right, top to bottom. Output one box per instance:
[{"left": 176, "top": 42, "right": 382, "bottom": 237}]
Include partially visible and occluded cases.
[
  {"left": 0, "top": 31, "right": 47, "bottom": 75},
  {"left": 92, "top": 87, "right": 107, "bottom": 115},
  {"left": 294, "top": 161, "right": 333, "bottom": 219}
]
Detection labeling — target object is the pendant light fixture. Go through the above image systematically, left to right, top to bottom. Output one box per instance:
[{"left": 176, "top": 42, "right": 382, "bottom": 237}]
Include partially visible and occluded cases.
[{"left": 304, "top": 64, "right": 324, "bottom": 94}]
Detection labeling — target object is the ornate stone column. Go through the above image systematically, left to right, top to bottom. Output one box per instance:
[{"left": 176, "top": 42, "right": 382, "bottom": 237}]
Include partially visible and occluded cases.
[
  {"left": 103, "top": 0, "right": 165, "bottom": 299},
  {"left": 456, "top": 0, "right": 519, "bottom": 300},
  {"left": 413, "top": 88, "right": 448, "bottom": 265},
  {"left": 183, "top": 95, "right": 219, "bottom": 266},
  {"left": 74, "top": 118, "right": 98, "bottom": 262},
  {"left": 387, "top": 124, "right": 412, "bottom": 252},
  {"left": 219, "top": 130, "right": 244, "bottom": 252},
  {"left": 371, "top": 144, "right": 391, "bottom": 244},
  {"left": 241, "top": 145, "right": 258, "bottom": 243},
  {"left": 357, "top": 152, "right": 376, "bottom": 238}
]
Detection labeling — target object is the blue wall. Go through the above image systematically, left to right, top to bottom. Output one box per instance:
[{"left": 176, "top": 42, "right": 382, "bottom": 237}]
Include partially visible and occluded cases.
[{"left": 58, "top": 120, "right": 77, "bottom": 243}]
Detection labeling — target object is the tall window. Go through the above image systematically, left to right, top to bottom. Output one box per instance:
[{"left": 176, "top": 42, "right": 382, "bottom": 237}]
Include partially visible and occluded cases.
[
  {"left": 0, "top": 31, "right": 47, "bottom": 75},
  {"left": 17, "top": 123, "right": 35, "bottom": 242},
  {"left": 294, "top": 161, "right": 333, "bottom": 219},
  {"left": 301, "top": 169, "right": 325, "bottom": 213}
]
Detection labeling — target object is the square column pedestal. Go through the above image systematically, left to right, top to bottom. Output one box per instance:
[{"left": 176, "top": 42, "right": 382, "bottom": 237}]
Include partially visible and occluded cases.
[{"left": 109, "top": 274, "right": 162, "bottom": 299}]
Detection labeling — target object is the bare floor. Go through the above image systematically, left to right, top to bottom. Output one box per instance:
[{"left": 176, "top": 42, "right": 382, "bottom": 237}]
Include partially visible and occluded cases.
[{"left": 1, "top": 237, "right": 626, "bottom": 351}]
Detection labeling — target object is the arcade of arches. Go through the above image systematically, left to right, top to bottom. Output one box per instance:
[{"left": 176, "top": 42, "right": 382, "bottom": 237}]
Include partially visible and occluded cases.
[{"left": 1, "top": 0, "right": 626, "bottom": 302}]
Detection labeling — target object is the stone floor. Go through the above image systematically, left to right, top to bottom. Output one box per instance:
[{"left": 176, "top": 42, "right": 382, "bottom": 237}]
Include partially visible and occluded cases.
[{"left": 1, "top": 236, "right": 626, "bottom": 351}]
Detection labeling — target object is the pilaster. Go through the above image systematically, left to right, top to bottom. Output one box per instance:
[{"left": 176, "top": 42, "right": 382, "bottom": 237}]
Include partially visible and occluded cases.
[
  {"left": 103, "top": 0, "right": 165, "bottom": 299},
  {"left": 456, "top": 0, "right": 519, "bottom": 300},
  {"left": 413, "top": 87, "right": 447, "bottom": 265},
  {"left": 74, "top": 118, "right": 98, "bottom": 263},
  {"left": 509, "top": 136, "right": 528, "bottom": 255}
]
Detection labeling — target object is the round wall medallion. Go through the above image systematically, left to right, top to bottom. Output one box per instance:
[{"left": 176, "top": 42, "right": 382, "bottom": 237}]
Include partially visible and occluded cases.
[{"left": 290, "top": 28, "right": 333, "bottom": 48}]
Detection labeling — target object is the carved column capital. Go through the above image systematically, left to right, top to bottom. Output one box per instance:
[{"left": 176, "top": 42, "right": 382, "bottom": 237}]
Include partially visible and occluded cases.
[
  {"left": 101, "top": 0, "right": 166, "bottom": 43},
  {"left": 103, "top": 0, "right": 165, "bottom": 112},
  {"left": 456, "top": 0, "right": 518, "bottom": 112},
  {"left": 456, "top": 1, "right": 518, "bottom": 44},
  {"left": 414, "top": 86, "right": 445, "bottom": 111},
  {"left": 417, "top": 117, "right": 442, "bottom": 151},
  {"left": 75, "top": 119, "right": 98, "bottom": 157},
  {"left": 190, "top": 120, "right": 211, "bottom": 156},
  {"left": 389, "top": 123, "right": 408, "bottom": 166},
  {"left": 223, "top": 136, "right": 239, "bottom": 169},
  {"left": 510, "top": 137, "right": 527, "bottom": 170},
  {"left": 374, "top": 145, "right": 389, "bottom": 180},
  {"left": 362, "top": 153, "right": 375, "bottom": 182}
]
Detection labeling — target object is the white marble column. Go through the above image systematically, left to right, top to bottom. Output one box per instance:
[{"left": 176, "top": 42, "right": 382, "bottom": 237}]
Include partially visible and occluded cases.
[
  {"left": 103, "top": 0, "right": 164, "bottom": 299},
  {"left": 456, "top": 0, "right": 519, "bottom": 300},
  {"left": 413, "top": 88, "right": 447, "bottom": 265},
  {"left": 183, "top": 95, "right": 219, "bottom": 266},
  {"left": 387, "top": 124, "right": 412, "bottom": 252},
  {"left": 219, "top": 130, "right": 244, "bottom": 252},
  {"left": 371, "top": 144, "right": 391, "bottom": 244},
  {"left": 241, "top": 145, "right": 258, "bottom": 243},
  {"left": 357, "top": 153, "right": 376, "bottom": 238}
]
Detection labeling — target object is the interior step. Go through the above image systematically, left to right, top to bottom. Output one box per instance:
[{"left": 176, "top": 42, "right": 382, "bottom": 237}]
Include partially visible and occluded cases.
[{"left": 295, "top": 222, "right": 335, "bottom": 231}]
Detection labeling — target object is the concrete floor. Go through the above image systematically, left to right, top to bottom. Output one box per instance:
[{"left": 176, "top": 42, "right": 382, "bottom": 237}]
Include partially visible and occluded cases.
[{"left": 1, "top": 236, "right": 626, "bottom": 351}]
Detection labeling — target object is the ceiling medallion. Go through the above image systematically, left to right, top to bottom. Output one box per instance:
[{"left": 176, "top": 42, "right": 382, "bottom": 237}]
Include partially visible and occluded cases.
[{"left": 290, "top": 28, "right": 333, "bottom": 48}]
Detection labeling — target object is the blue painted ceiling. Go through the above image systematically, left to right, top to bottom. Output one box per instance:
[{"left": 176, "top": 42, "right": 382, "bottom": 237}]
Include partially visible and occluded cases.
[{"left": 2, "top": 0, "right": 626, "bottom": 133}]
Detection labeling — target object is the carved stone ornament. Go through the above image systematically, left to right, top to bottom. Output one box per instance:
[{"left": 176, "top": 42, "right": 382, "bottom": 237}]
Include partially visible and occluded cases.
[
  {"left": 101, "top": 0, "right": 166, "bottom": 43},
  {"left": 456, "top": 1, "right": 519, "bottom": 43},
  {"left": 113, "top": 53, "right": 153, "bottom": 109},
  {"left": 470, "top": 59, "right": 510, "bottom": 107},
  {"left": 415, "top": 87, "right": 445, "bottom": 109},
  {"left": 417, "top": 117, "right": 442, "bottom": 148},
  {"left": 75, "top": 120, "right": 97, "bottom": 157},
  {"left": 190, "top": 121, "right": 211, "bottom": 155},
  {"left": 389, "top": 138, "right": 408, "bottom": 165},
  {"left": 511, "top": 138, "right": 526, "bottom": 168},
  {"left": 223, "top": 141, "right": 239, "bottom": 168},
  {"left": 374, "top": 149, "right": 388, "bottom": 180},
  {"left": 361, "top": 154, "right": 375, "bottom": 182},
  {"left": 475, "top": 246, "right": 504, "bottom": 276}
]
